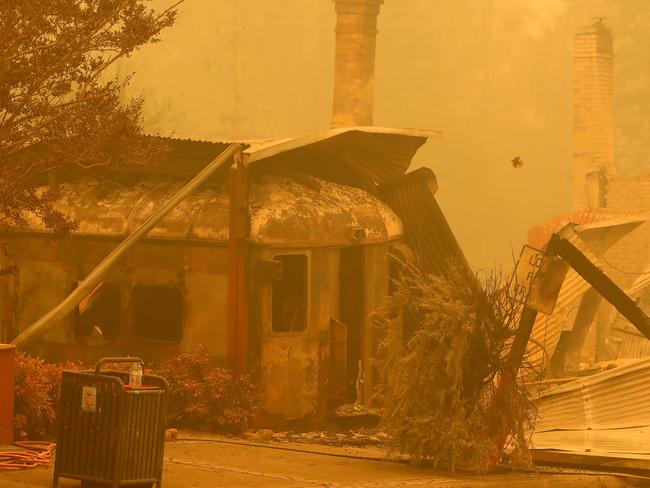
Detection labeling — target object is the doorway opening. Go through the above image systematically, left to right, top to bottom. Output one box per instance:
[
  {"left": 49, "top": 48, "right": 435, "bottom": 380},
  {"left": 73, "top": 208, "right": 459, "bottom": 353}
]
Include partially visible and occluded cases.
[{"left": 338, "top": 246, "right": 365, "bottom": 403}]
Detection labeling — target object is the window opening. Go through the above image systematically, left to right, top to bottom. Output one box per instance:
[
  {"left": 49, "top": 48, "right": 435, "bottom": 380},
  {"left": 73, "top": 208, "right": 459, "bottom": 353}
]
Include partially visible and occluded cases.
[
  {"left": 272, "top": 255, "right": 308, "bottom": 332},
  {"left": 74, "top": 282, "right": 121, "bottom": 341},
  {"left": 132, "top": 285, "right": 183, "bottom": 342}
]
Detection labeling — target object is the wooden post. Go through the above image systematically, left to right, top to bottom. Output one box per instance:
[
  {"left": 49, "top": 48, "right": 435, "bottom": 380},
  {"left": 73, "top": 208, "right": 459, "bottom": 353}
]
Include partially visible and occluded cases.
[
  {"left": 228, "top": 151, "right": 250, "bottom": 375},
  {"left": 490, "top": 306, "right": 538, "bottom": 462}
]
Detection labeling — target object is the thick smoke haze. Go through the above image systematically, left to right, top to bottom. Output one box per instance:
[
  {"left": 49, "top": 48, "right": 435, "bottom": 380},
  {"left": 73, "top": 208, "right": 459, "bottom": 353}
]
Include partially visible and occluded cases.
[{"left": 115, "top": 0, "right": 650, "bottom": 269}]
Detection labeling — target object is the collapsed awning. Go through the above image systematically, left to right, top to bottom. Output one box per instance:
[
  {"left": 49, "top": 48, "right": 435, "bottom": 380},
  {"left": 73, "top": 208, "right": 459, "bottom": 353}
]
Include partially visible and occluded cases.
[{"left": 245, "top": 126, "right": 441, "bottom": 186}]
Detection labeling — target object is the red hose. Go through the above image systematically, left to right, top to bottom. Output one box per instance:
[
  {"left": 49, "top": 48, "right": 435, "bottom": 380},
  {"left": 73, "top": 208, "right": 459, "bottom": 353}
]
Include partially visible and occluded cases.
[{"left": 0, "top": 441, "right": 55, "bottom": 471}]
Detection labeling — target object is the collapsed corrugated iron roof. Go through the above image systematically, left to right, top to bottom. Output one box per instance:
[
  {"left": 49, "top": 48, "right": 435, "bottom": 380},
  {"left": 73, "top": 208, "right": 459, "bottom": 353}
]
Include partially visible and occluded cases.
[
  {"left": 245, "top": 126, "right": 440, "bottom": 186},
  {"left": 135, "top": 127, "right": 439, "bottom": 186},
  {"left": 528, "top": 208, "right": 650, "bottom": 250},
  {"left": 525, "top": 222, "right": 647, "bottom": 371},
  {"left": 602, "top": 250, "right": 650, "bottom": 360}
]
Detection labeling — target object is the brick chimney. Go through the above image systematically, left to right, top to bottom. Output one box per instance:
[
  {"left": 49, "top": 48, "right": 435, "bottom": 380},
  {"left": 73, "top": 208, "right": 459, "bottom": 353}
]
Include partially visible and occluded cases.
[
  {"left": 331, "top": 0, "right": 384, "bottom": 128},
  {"left": 573, "top": 19, "right": 614, "bottom": 209}
]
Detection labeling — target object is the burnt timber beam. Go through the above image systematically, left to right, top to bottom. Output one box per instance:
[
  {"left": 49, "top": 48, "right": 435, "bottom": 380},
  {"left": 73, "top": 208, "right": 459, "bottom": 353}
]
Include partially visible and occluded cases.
[{"left": 547, "top": 234, "right": 650, "bottom": 340}]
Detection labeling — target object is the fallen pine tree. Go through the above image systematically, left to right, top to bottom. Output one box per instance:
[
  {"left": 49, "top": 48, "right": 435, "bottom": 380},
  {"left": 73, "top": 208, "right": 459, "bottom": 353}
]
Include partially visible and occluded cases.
[{"left": 373, "top": 259, "right": 535, "bottom": 472}]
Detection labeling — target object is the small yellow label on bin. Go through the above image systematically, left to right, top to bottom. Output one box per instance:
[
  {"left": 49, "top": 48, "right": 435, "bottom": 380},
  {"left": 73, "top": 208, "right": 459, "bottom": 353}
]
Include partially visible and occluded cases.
[{"left": 81, "top": 386, "right": 97, "bottom": 412}]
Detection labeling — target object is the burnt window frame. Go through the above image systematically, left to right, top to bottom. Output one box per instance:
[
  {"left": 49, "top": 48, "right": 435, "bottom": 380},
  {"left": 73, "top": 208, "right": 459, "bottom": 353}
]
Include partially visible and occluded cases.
[
  {"left": 271, "top": 253, "right": 310, "bottom": 334},
  {"left": 72, "top": 282, "right": 122, "bottom": 342},
  {"left": 131, "top": 284, "right": 184, "bottom": 343}
]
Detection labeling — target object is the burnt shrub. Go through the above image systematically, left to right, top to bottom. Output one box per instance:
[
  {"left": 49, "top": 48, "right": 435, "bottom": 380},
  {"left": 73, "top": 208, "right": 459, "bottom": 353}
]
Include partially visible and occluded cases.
[
  {"left": 157, "top": 345, "right": 260, "bottom": 433},
  {"left": 13, "top": 346, "right": 259, "bottom": 440},
  {"left": 13, "top": 353, "right": 83, "bottom": 440}
]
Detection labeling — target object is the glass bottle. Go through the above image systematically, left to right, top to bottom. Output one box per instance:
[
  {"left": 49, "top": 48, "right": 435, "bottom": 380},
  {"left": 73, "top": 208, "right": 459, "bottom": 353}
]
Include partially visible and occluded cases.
[{"left": 129, "top": 361, "right": 143, "bottom": 388}]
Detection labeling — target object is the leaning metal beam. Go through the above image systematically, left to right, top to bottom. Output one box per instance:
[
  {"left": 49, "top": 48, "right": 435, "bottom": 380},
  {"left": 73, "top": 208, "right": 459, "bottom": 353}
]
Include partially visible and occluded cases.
[
  {"left": 12, "top": 143, "right": 241, "bottom": 348},
  {"left": 547, "top": 233, "right": 650, "bottom": 340}
]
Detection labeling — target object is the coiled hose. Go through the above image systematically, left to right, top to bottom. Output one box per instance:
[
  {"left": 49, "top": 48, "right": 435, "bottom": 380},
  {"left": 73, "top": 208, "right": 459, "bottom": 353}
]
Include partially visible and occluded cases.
[{"left": 0, "top": 441, "right": 55, "bottom": 471}]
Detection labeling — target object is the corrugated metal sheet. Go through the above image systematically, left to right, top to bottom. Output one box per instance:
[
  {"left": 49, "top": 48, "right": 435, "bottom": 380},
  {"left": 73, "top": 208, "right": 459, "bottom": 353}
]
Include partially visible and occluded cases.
[
  {"left": 246, "top": 126, "right": 439, "bottom": 186},
  {"left": 118, "top": 128, "right": 435, "bottom": 187},
  {"left": 113, "top": 137, "right": 260, "bottom": 179},
  {"left": 379, "top": 167, "right": 471, "bottom": 278},
  {"left": 9, "top": 174, "right": 403, "bottom": 247},
  {"left": 528, "top": 208, "right": 649, "bottom": 249},
  {"left": 528, "top": 210, "right": 650, "bottom": 367},
  {"left": 525, "top": 218, "right": 650, "bottom": 371},
  {"left": 598, "top": 242, "right": 650, "bottom": 360},
  {"left": 616, "top": 260, "right": 650, "bottom": 299},
  {"left": 610, "top": 324, "right": 650, "bottom": 359},
  {"left": 532, "top": 357, "right": 650, "bottom": 456},
  {"left": 535, "top": 357, "right": 650, "bottom": 431},
  {"left": 533, "top": 426, "right": 650, "bottom": 454}
]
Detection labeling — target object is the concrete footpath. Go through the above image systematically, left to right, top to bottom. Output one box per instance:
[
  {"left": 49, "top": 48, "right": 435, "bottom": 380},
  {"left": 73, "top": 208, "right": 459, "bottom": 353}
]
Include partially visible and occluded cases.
[{"left": 0, "top": 435, "right": 643, "bottom": 487}]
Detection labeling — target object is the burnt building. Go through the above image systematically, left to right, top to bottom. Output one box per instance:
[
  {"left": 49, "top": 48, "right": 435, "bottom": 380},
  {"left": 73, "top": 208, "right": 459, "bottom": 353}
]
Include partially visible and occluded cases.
[
  {"left": 0, "top": 0, "right": 470, "bottom": 418},
  {"left": 0, "top": 127, "right": 467, "bottom": 418}
]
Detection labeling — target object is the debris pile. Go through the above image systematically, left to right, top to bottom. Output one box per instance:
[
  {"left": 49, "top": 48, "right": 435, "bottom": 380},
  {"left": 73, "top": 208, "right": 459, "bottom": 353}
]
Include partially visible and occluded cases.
[{"left": 244, "top": 428, "right": 390, "bottom": 447}]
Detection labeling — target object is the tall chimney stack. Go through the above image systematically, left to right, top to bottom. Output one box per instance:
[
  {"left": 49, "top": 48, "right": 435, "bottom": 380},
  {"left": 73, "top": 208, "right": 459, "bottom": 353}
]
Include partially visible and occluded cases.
[
  {"left": 331, "top": 0, "right": 384, "bottom": 128},
  {"left": 573, "top": 19, "right": 614, "bottom": 209}
]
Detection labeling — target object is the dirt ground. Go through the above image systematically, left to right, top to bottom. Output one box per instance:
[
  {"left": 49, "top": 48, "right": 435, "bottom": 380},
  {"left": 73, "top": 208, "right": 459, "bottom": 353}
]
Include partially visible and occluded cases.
[{"left": 0, "top": 434, "right": 641, "bottom": 488}]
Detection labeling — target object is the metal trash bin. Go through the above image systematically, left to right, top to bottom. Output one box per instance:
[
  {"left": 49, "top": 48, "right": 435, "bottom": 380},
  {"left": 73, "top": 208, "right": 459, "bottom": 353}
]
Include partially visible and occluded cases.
[{"left": 53, "top": 357, "right": 168, "bottom": 488}]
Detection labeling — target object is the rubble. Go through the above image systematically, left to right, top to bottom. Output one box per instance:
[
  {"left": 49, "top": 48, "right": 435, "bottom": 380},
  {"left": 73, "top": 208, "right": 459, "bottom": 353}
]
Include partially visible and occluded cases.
[{"left": 262, "top": 428, "right": 391, "bottom": 447}]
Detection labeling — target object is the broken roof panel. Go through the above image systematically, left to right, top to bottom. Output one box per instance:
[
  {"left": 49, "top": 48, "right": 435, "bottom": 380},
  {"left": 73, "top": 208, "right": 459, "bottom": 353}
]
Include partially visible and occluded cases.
[
  {"left": 245, "top": 126, "right": 441, "bottom": 186},
  {"left": 120, "top": 128, "right": 438, "bottom": 191},
  {"left": 112, "top": 137, "right": 264, "bottom": 178},
  {"left": 379, "top": 167, "right": 471, "bottom": 279},
  {"left": 528, "top": 208, "right": 650, "bottom": 250},
  {"left": 525, "top": 217, "right": 650, "bottom": 371},
  {"left": 603, "top": 256, "right": 650, "bottom": 360},
  {"left": 614, "top": 258, "right": 650, "bottom": 299},
  {"left": 533, "top": 357, "right": 650, "bottom": 456}
]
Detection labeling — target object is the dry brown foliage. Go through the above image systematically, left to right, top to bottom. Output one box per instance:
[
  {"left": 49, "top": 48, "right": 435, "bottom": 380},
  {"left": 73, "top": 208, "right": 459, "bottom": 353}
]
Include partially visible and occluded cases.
[
  {"left": 0, "top": 0, "right": 181, "bottom": 234},
  {"left": 374, "top": 259, "right": 534, "bottom": 472},
  {"left": 13, "top": 346, "right": 260, "bottom": 440}
]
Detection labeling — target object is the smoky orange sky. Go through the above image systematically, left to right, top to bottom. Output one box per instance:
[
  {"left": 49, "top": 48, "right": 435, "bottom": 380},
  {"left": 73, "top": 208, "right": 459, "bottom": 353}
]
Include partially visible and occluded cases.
[{"left": 114, "top": 0, "right": 650, "bottom": 269}]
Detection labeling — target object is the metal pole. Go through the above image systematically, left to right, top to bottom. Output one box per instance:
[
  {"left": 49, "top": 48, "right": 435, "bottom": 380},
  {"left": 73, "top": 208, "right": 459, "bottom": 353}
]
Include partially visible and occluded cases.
[
  {"left": 12, "top": 143, "right": 241, "bottom": 348},
  {"left": 227, "top": 152, "right": 250, "bottom": 375}
]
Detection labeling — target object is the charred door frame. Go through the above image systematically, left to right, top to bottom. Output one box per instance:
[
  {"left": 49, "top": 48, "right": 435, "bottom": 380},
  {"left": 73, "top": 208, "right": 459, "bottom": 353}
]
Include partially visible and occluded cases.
[{"left": 338, "top": 245, "right": 366, "bottom": 403}]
